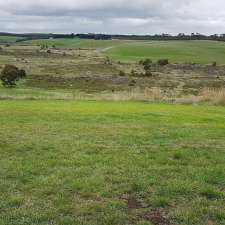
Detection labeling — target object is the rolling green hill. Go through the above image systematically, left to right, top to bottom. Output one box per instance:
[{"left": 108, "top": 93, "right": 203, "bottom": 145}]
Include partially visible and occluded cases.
[
  {"left": 0, "top": 35, "right": 25, "bottom": 43},
  {"left": 24, "top": 38, "right": 225, "bottom": 64},
  {"left": 24, "top": 38, "right": 124, "bottom": 49},
  {"left": 104, "top": 40, "right": 225, "bottom": 64}
]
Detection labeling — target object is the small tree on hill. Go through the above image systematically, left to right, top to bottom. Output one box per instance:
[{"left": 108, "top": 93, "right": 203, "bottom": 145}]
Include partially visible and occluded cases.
[
  {"left": 140, "top": 58, "right": 152, "bottom": 76},
  {"left": 0, "top": 65, "right": 26, "bottom": 87}
]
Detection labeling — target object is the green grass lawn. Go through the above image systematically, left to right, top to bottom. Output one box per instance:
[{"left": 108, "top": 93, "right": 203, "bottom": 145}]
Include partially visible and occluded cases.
[{"left": 0, "top": 101, "right": 225, "bottom": 225}]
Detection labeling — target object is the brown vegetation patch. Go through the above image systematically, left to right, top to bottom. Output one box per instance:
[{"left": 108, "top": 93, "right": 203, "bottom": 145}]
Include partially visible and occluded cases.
[
  {"left": 121, "top": 194, "right": 147, "bottom": 210},
  {"left": 143, "top": 208, "right": 171, "bottom": 225}
]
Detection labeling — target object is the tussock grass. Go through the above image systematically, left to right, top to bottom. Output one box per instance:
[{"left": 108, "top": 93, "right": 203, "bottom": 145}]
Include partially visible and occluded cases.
[
  {"left": 2, "top": 87, "right": 225, "bottom": 106},
  {"left": 176, "top": 88, "right": 225, "bottom": 105}
]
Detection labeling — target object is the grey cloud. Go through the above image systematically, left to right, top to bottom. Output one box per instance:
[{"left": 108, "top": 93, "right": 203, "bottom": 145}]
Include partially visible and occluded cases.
[{"left": 0, "top": 0, "right": 225, "bottom": 34}]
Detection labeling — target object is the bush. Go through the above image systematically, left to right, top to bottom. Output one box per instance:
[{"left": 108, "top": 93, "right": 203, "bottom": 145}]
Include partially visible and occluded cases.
[
  {"left": 105, "top": 57, "right": 112, "bottom": 65},
  {"left": 139, "top": 58, "right": 152, "bottom": 66},
  {"left": 142, "top": 58, "right": 152, "bottom": 66},
  {"left": 157, "top": 59, "right": 169, "bottom": 66},
  {"left": 139, "top": 60, "right": 144, "bottom": 65},
  {"left": 212, "top": 61, "right": 217, "bottom": 67},
  {"left": 144, "top": 64, "right": 151, "bottom": 71},
  {"left": 0, "top": 65, "right": 26, "bottom": 87},
  {"left": 18, "top": 69, "right": 26, "bottom": 78},
  {"left": 119, "top": 70, "right": 126, "bottom": 76},
  {"left": 131, "top": 70, "right": 138, "bottom": 76},
  {"left": 145, "top": 70, "right": 152, "bottom": 76}
]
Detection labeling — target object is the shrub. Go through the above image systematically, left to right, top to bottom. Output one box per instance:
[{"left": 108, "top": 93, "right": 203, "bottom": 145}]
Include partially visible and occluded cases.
[
  {"left": 46, "top": 50, "right": 51, "bottom": 54},
  {"left": 105, "top": 57, "right": 112, "bottom": 65},
  {"left": 143, "top": 58, "right": 152, "bottom": 66},
  {"left": 157, "top": 59, "right": 169, "bottom": 66},
  {"left": 139, "top": 60, "right": 144, "bottom": 65},
  {"left": 212, "top": 61, "right": 217, "bottom": 67},
  {"left": 144, "top": 64, "right": 151, "bottom": 71},
  {"left": 0, "top": 65, "right": 26, "bottom": 87},
  {"left": 18, "top": 69, "right": 26, "bottom": 78},
  {"left": 119, "top": 70, "right": 126, "bottom": 76},
  {"left": 131, "top": 70, "right": 138, "bottom": 76},
  {"left": 145, "top": 70, "right": 152, "bottom": 76},
  {"left": 129, "top": 79, "right": 136, "bottom": 86}
]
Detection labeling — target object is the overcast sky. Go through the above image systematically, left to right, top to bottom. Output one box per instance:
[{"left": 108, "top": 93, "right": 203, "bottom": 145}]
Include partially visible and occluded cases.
[{"left": 0, "top": 0, "right": 225, "bottom": 34}]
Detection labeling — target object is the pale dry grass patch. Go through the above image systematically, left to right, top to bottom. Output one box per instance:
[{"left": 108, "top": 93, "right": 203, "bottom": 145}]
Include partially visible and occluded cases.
[
  {"left": 176, "top": 88, "right": 225, "bottom": 105},
  {"left": 200, "top": 88, "right": 225, "bottom": 104}
]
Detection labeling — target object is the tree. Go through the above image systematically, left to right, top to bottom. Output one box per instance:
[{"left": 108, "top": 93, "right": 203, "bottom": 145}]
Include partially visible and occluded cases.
[
  {"left": 140, "top": 58, "right": 152, "bottom": 76},
  {"left": 0, "top": 65, "right": 26, "bottom": 87}
]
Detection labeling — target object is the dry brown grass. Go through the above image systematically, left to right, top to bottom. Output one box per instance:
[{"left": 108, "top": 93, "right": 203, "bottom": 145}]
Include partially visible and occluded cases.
[
  {"left": 176, "top": 88, "right": 225, "bottom": 105},
  {"left": 200, "top": 88, "right": 225, "bottom": 104}
]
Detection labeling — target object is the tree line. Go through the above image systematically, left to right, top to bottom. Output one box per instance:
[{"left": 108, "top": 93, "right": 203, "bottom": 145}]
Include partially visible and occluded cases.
[{"left": 1, "top": 32, "right": 225, "bottom": 42}]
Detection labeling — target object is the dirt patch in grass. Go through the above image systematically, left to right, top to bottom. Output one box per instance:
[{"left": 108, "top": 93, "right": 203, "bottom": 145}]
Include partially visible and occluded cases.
[
  {"left": 122, "top": 194, "right": 171, "bottom": 225},
  {"left": 124, "top": 194, "right": 145, "bottom": 210},
  {"left": 142, "top": 208, "right": 171, "bottom": 225}
]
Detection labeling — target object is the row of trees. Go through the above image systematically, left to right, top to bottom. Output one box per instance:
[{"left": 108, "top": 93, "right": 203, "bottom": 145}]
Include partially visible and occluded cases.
[{"left": 2, "top": 32, "right": 225, "bottom": 42}]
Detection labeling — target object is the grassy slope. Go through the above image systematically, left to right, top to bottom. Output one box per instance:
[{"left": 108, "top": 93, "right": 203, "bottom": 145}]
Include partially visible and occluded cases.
[
  {"left": 0, "top": 36, "right": 24, "bottom": 43},
  {"left": 25, "top": 38, "right": 225, "bottom": 64},
  {"left": 25, "top": 38, "right": 124, "bottom": 49},
  {"left": 104, "top": 40, "right": 225, "bottom": 64},
  {"left": 0, "top": 101, "right": 225, "bottom": 225}
]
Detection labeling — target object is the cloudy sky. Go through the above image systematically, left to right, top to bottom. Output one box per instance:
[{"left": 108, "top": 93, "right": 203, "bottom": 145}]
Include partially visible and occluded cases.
[{"left": 0, "top": 0, "right": 225, "bottom": 35}]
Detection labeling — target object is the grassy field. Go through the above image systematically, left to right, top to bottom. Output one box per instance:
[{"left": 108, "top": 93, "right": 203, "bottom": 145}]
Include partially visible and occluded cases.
[
  {"left": 0, "top": 36, "right": 25, "bottom": 44},
  {"left": 24, "top": 38, "right": 225, "bottom": 64},
  {"left": 24, "top": 38, "right": 124, "bottom": 49},
  {"left": 104, "top": 40, "right": 225, "bottom": 64},
  {"left": 0, "top": 101, "right": 225, "bottom": 225}
]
